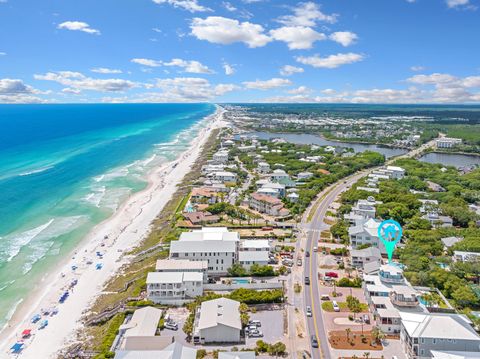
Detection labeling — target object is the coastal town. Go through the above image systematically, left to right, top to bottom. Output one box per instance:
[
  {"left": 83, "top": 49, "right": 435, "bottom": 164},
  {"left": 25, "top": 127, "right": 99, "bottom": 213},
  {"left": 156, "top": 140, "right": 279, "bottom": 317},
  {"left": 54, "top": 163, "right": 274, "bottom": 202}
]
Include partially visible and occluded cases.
[{"left": 3, "top": 105, "right": 480, "bottom": 359}]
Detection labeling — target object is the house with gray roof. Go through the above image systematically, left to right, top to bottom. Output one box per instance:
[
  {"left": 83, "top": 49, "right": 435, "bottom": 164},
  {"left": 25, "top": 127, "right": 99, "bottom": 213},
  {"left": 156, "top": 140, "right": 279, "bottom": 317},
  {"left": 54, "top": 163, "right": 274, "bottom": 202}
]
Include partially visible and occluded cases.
[
  {"left": 193, "top": 298, "right": 242, "bottom": 344},
  {"left": 400, "top": 312, "right": 480, "bottom": 359}
]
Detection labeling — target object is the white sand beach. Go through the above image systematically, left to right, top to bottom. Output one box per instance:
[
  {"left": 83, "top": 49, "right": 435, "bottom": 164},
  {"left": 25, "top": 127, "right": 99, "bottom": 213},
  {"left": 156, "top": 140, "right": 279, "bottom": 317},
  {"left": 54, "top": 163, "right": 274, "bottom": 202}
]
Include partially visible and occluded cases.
[{"left": 0, "top": 106, "right": 226, "bottom": 359}]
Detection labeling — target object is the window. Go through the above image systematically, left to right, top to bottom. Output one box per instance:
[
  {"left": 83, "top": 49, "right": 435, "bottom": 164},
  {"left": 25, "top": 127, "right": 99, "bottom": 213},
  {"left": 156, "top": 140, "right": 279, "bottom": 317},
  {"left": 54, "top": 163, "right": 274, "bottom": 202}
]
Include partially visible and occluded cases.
[
  {"left": 421, "top": 338, "right": 424, "bottom": 344},
  {"left": 432, "top": 339, "right": 436, "bottom": 344}
]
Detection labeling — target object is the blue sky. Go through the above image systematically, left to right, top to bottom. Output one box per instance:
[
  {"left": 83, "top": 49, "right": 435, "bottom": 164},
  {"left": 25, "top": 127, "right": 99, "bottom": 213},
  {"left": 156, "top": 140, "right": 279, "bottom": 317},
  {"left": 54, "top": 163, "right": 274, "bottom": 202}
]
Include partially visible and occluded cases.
[{"left": 0, "top": 0, "right": 479, "bottom": 103}]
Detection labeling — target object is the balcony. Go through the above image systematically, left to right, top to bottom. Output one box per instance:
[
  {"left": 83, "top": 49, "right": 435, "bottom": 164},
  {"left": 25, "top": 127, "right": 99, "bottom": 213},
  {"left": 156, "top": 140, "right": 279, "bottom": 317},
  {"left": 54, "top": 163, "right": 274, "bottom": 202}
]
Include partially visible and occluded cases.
[{"left": 390, "top": 292, "right": 419, "bottom": 307}]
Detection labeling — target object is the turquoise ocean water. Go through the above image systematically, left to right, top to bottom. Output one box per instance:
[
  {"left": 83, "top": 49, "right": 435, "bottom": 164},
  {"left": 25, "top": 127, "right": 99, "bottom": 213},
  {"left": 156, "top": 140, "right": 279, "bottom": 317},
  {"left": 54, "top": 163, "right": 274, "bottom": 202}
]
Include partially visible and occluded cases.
[{"left": 0, "top": 103, "right": 215, "bottom": 330}]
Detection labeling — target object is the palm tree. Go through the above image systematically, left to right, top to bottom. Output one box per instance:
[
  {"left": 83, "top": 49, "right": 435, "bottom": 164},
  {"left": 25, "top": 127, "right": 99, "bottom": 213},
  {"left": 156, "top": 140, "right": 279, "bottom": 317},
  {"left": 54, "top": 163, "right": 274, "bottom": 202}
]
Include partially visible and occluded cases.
[
  {"left": 345, "top": 328, "right": 351, "bottom": 342},
  {"left": 363, "top": 352, "right": 370, "bottom": 359}
]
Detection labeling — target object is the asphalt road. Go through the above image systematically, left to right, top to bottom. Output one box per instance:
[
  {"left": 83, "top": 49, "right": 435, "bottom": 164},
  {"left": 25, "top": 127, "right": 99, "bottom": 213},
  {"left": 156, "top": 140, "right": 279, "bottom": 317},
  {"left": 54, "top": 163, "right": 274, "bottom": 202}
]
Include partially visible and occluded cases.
[{"left": 302, "top": 171, "right": 369, "bottom": 359}]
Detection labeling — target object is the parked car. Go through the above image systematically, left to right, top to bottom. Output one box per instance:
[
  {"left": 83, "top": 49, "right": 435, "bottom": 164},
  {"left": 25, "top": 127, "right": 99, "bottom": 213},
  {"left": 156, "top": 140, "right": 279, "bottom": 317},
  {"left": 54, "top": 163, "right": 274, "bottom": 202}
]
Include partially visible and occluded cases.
[
  {"left": 297, "top": 258, "right": 302, "bottom": 266},
  {"left": 325, "top": 271, "right": 338, "bottom": 278},
  {"left": 305, "top": 276, "right": 310, "bottom": 285},
  {"left": 320, "top": 294, "right": 330, "bottom": 301},
  {"left": 332, "top": 301, "right": 340, "bottom": 312},
  {"left": 306, "top": 306, "right": 312, "bottom": 317},
  {"left": 363, "top": 314, "right": 370, "bottom": 324},
  {"left": 248, "top": 320, "right": 261, "bottom": 327},
  {"left": 165, "top": 322, "right": 178, "bottom": 330},
  {"left": 249, "top": 330, "right": 264, "bottom": 338},
  {"left": 311, "top": 335, "right": 319, "bottom": 348}
]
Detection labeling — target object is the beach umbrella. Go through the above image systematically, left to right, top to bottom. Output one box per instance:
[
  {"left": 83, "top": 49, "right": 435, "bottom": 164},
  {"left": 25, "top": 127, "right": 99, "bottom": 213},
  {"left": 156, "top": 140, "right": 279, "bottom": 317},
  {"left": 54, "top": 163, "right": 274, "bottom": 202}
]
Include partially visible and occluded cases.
[
  {"left": 21, "top": 329, "right": 31, "bottom": 337},
  {"left": 10, "top": 342, "right": 24, "bottom": 353}
]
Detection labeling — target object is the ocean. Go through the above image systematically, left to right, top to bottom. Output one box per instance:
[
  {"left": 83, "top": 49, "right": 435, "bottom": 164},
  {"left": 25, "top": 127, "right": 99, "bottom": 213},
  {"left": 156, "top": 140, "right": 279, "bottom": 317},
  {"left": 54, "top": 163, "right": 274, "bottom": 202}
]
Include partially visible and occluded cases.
[{"left": 0, "top": 103, "right": 215, "bottom": 330}]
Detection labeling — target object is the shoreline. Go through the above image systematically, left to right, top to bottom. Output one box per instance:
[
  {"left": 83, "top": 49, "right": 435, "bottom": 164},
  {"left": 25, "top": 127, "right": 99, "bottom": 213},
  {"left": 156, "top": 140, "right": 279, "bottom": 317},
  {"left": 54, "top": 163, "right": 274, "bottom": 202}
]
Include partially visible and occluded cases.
[{"left": 0, "top": 105, "right": 226, "bottom": 358}]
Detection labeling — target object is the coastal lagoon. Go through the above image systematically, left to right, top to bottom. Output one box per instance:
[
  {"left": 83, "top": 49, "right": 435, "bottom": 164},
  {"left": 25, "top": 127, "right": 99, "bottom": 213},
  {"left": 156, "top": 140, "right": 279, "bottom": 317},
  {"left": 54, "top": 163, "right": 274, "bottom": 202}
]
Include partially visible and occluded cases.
[
  {"left": 0, "top": 103, "right": 215, "bottom": 330},
  {"left": 247, "top": 131, "right": 407, "bottom": 158},
  {"left": 419, "top": 152, "right": 480, "bottom": 168}
]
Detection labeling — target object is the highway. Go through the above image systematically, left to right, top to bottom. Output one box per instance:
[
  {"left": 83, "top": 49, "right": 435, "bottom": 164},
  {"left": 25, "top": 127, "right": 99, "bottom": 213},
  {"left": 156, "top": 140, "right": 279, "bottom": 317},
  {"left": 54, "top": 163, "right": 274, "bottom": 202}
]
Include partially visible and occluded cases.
[{"left": 302, "top": 171, "right": 370, "bottom": 359}]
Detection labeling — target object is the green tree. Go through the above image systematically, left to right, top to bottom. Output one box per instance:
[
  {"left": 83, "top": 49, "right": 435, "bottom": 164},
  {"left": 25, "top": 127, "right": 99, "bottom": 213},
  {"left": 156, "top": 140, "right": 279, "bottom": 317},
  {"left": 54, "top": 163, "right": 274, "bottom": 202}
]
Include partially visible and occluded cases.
[
  {"left": 228, "top": 263, "right": 247, "bottom": 277},
  {"left": 346, "top": 295, "right": 362, "bottom": 319}
]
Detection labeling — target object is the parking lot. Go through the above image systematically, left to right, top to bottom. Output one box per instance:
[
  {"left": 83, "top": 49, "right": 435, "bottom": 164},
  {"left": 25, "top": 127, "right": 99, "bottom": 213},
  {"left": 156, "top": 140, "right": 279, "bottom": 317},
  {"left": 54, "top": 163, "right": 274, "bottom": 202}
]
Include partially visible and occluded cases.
[{"left": 245, "top": 310, "right": 285, "bottom": 347}]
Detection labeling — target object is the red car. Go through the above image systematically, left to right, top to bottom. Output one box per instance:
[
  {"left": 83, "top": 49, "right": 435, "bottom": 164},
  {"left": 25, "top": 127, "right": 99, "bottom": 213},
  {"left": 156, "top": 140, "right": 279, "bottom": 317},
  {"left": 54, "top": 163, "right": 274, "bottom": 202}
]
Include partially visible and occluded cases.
[{"left": 325, "top": 271, "right": 338, "bottom": 278}]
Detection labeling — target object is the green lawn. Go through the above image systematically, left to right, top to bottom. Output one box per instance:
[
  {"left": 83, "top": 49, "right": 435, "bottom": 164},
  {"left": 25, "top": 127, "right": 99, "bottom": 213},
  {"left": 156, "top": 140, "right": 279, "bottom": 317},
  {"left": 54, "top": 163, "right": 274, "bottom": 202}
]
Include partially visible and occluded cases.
[{"left": 322, "top": 301, "right": 369, "bottom": 312}]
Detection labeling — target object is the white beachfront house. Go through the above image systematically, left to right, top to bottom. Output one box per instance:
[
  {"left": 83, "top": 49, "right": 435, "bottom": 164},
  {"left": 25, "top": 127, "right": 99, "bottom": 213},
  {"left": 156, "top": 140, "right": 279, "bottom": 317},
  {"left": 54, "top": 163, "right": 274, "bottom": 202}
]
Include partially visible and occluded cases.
[
  {"left": 212, "top": 150, "right": 230, "bottom": 164},
  {"left": 210, "top": 171, "right": 237, "bottom": 183},
  {"left": 169, "top": 228, "right": 239, "bottom": 276},
  {"left": 155, "top": 259, "right": 208, "bottom": 282},
  {"left": 146, "top": 271, "right": 203, "bottom": 305}
]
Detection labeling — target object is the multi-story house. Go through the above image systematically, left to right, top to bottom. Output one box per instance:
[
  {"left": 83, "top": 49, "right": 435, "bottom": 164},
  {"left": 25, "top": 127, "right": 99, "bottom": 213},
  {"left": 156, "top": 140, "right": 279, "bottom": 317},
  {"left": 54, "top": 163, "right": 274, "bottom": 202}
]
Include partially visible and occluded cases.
[
  {"left": 249, "top": 193, "right": 290, "bottom": 217},
  {"left": 349, "top": 218, "right": 386, "bottom": 254},
  {"left": 169, "top": 228, "right": 239, "bottom": 276},
  {"left": 146, "top": 271, "right": 203, "bottom": 305},
  {"left": 400, "top": 312, "right": 480, "bottom": 359}
]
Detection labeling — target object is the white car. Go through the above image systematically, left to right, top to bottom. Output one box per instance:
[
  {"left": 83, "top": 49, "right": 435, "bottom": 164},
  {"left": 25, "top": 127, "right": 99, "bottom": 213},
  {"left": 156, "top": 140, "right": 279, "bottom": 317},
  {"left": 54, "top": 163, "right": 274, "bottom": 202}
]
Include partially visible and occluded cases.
[
  {"left": 313, "top": 246, "right": 318, "bottom": 252},
  {"left": 332, "top": 301, "right": 340, "bottom": 312},
  {"left": 306, "top": 306, "right": 312, "bottom": 317},
  {"left": 164, "top": 322, "right": 178, "bottom": 330},
  {"left": 249, "top": 330, "right": 264, "bottom": 338}
]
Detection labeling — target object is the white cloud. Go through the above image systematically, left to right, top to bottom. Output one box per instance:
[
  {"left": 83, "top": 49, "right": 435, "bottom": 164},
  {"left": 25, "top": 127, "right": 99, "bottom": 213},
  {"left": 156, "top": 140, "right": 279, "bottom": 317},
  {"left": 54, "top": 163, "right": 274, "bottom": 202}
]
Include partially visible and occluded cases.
[
  {"left": 152, "top": 0, "right": 210, "bottom": 12},
  {"left": 446, "top": 0, "right": 470, "bottom": 8},
  {"left": 222, "top": 1, "right": 237, "bottom": 11},
  {"left": 277, "top": 2, "right": 337, "bottom": 27},
  {"left": 190, "top": 16, "right": 271, "bottom": 48},
  {"left": 57, "top": 21, "right": 100, "bottom": 35},
  {"left": 270, "top": 26, "right": 326, "bottom": 50},
  {"left": 152, "top": 27, "right": 162, "bottom": 33},
  {"left": 329, "top": 31, "right": 358, "bottom": 47},
  {"left": 0, "top": 52, "right": 6, "bottom": 56},
  {"left": 296, "top": 53, "right": 364, "bottom": 69},
  {"left": 131, "top": 58, "right": 162, "bottom": 67},
  {"left": 131, "top": 58, "right": 213, "bottom": 73},
  {"left": 163, "top": 58, "right": 214, "bottom": 74},
  {"left": 223, "top": 63, "right": 235, "bottom": 75},
  {"left": 280, "top": 65, "right": 304, "bottom": 76},
  {"left": 410, "top": 65, "right": 425, "bottom": 72},
  {"left": 91, "top": 67, "right": 122, "bottom": 74},
  {"left": 34, "top": 71, "right": 136, "bottom": 92},
  {"left": 405, "top": 72, "right": 480, "bottom": 102},
  {"left": 406, "top": 73, "right": 458, "bottom": 85},
  {"left": 128, "top": 77, "right": 239, "bottom": 102},
  {"left": 0, "top": 78, "right": 45, "bottom": 103},
  {"left": 243, "top": 78, "right": 292, "bottom": 90},
  {"left": 288, "top": 86, "right": 311, "bottom": 95},
  {"left": 62, "top": 87, "right": 82, "bottom": 94},
  {"left": 321, "top": 88, "right": 336, "bottom": 95}
]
